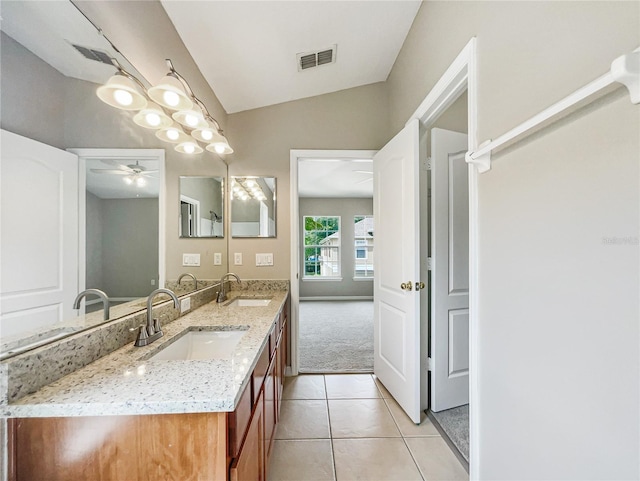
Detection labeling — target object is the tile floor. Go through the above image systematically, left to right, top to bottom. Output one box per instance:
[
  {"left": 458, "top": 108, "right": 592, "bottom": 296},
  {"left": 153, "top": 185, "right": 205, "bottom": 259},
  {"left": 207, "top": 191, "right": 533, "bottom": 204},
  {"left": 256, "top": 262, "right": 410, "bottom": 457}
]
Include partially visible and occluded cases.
[{"left": 268, "top": 374, "right": 468, "bottom": 481}]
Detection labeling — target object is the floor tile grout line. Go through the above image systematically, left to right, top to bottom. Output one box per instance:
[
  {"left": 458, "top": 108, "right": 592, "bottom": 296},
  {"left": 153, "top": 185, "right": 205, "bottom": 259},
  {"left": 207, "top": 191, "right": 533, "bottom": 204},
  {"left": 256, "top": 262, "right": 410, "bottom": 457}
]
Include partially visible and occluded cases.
[
  {"left": 323, "top": 374, "right": 339, "bottom": 481},
  {"left": 380, "top": 390, "right": 427, "bottom": 481}
]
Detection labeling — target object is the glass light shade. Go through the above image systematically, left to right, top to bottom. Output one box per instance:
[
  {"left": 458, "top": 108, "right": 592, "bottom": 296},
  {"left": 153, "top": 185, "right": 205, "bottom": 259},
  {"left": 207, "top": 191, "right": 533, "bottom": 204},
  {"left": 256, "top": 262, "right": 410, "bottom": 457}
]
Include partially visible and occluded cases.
[
  {"left": 97, "top": 75, "right": 147, "bottom": 111},
  {"left": 148, "top": 75, "right": 193, "bottom": 111},
  {"left": 133, "top": 101, "right": 173, "bottom": 129},
  {"left": 172, "top": 104, "right": 208, "bottom": 130},
  {"left": 155, "top": 123, "right": 191, "bottom": 144},
  {"left": 191, "top": 125, "right": 217, "bottom": 143},
  {"left": 205, "top": 130, "right": 234, "bottom": 155},
  {"left": 175, "top": 141, "right": 204, "bottom": 155}
]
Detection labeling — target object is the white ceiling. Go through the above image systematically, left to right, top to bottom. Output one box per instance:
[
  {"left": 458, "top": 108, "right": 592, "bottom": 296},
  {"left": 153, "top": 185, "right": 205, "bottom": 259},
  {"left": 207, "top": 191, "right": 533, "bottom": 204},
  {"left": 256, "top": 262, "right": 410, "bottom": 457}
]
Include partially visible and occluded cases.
[
  {"left": 161, "top": 1, "right": 421, "bottom": 113},
  {"left": 86, "top": 159, "right": 159, "bottom": 199},
  {"left": 298, "top": 159, "right": 373, "bottom": 198}
]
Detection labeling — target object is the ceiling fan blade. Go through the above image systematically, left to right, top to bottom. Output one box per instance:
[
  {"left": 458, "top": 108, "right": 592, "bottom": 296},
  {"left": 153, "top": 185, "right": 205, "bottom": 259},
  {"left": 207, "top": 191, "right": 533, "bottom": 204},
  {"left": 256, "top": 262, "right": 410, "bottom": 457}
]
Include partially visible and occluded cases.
[
  {"left": 90, "top": 169, "right": 131, "bottom": 175},
  {"left": 140, "top": 170, "right": 159, "bottom": 175},
  {"left": 354, "top": 170, "right": 373, "bottom": 174},
  {"left": 355, "top": 178, "right": 373, "bottom": 185}
]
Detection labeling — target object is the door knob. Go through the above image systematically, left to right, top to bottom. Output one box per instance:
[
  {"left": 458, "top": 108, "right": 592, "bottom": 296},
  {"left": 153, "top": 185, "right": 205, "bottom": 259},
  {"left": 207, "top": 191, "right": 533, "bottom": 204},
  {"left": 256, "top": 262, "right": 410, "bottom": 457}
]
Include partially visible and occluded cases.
[
  {"left": 400, "top": 281, "right": 413, "bottom": 291},
  {"left": 415, "top": 281, "right": 426, "bottom": 291}
]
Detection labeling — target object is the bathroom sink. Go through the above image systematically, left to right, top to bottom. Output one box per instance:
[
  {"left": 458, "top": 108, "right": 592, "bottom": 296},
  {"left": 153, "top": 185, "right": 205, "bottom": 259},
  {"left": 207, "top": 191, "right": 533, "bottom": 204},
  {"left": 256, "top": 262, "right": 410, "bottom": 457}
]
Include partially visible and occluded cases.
[
  {"left": 226, "top": 297, "right": 272, "bottom": 307},
  {"left": 148, "top": 330, "right": 246, "bottom": 361}
]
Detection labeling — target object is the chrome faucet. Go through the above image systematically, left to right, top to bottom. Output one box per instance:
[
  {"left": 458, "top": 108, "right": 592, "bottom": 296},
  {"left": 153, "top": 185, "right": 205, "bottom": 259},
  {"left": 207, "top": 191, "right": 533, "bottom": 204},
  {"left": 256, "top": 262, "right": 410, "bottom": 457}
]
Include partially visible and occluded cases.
[
  {"left": 177, "top": 272, "right": 198, "bottom": 291},
  {"left": 216, "top": 273, "right": 241, "bottom": 303},
  {"left": 134, "top": 288, "right": 180, "bottom": 347},
  {"left": 73, "top": 289, "right": 110, "bottom": 321}
]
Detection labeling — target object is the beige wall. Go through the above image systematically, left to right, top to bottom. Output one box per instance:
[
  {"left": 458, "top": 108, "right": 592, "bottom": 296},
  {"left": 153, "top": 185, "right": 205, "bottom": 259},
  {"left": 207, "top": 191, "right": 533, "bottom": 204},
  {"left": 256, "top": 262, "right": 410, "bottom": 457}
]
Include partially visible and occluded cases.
[
  {"left": 388, "top": 1, "right": 639, "bottom": 478},
  {"left": 226, "top": 82, "right": 390, "bottom": 279}
]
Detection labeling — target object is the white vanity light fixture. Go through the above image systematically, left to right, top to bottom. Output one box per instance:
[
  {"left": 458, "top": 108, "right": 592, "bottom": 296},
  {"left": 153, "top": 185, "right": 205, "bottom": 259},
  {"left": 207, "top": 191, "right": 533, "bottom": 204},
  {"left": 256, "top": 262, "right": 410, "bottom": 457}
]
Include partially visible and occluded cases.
[
  {"left": 96, "top": 57, "right": 233, "bottom": 155},
  {"left": 97, "top": 74, "right": 147, "bottom": 110},
  {"left": 148, "top": 74, "right": 193, "bottom": 111},
  {"left": 133, "top": 101, "right": 173, "bottom": 129},
  {"left": 173, "top": 103, "right": 208, "bottom": 130},
  {"left": 156, "top": 122, "right": 191, "bottom": 144},
  {"left": 205, "top": 129, "right": 234, "bottom": 155},
  {"left": 175, "top": 141, "right": 204, "bottom": 155}
]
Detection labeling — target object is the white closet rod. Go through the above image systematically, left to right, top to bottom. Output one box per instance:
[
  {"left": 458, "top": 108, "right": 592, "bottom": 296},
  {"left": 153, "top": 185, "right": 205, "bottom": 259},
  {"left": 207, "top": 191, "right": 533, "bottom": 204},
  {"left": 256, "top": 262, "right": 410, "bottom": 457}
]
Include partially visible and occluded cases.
[{"left": 466, "top": 47, "right": 639, "bottom": 173}]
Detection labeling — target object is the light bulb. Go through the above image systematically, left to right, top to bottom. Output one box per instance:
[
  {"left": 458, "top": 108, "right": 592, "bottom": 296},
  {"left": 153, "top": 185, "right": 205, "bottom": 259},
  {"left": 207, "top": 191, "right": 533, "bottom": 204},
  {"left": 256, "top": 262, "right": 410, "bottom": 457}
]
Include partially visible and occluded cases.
[
  {"left": 114, "top": 89, "right": 133, "bottom": 106},
  {"left": 163, "top": 90, "right": 180, "bottom": 107},
  {"left": 145, "top": 113, "right": 161, "bottom": 127},
  {"left": 184, "top": 114, "right": 198, "bottom": 127},
  {"left": 166, "top": 129, "right": 180, "bottom": 141},
  {"left": 201, "top": 129, "right": 213, "bottom": 141},
  {"left": 183, "top": 143, "right": 195, "bottom": 154},
  {"left": 214, "top": 144, "right": 225, "bottom": 154},
  {"left": 124, "top": 176, "right": 133, "bottom": 185},
  {"left": 136, "top": 177, "right": 147, "bottom": 187}
]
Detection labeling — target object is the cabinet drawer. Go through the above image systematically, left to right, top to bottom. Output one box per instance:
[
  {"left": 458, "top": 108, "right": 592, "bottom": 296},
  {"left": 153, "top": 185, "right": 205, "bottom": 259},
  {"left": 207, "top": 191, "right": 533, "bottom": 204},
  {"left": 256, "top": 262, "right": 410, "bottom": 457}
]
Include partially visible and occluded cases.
[{"left": 227, "top": 381, "right": 252, "bottom": 458}]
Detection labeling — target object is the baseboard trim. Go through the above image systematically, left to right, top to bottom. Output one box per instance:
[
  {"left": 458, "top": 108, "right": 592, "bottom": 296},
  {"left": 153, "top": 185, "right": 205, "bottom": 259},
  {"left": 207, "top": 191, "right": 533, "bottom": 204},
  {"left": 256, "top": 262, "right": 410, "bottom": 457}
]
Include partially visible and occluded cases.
[{"left": 299, "top": 296, "right": 373, "bottom": 301}]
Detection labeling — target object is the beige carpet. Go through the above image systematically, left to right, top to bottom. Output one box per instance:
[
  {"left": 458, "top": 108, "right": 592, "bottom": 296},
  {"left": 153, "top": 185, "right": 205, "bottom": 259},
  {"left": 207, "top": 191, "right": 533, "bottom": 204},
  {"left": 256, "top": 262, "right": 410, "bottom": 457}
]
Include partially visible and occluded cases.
[{"left": 298, "top": 300, "right": 373, "bottom": 373}]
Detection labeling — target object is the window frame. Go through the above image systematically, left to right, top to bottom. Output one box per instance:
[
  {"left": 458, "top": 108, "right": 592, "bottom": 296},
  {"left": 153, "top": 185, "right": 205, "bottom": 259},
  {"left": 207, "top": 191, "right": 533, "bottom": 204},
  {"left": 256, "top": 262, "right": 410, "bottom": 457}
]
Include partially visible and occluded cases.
[
  {"left": 353, "top": 214, "right": 374, "bottom": 279},
  {"left": 302, "top": 215, "right": 342, "bottom": 280}
]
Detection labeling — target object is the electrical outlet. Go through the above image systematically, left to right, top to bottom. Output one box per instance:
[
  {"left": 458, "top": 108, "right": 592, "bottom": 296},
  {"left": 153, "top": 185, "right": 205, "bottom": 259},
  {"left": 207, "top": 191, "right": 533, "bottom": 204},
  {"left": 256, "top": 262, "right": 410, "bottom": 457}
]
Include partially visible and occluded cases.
[
  {"left": 214, "top": 253, "right": 222, "bottom": 265},
  {"left": 234, "top": 253, "right": 243, "bottom": 265},
  {"left": 180, "top": 297, "right": 191, "bottom": 313}
]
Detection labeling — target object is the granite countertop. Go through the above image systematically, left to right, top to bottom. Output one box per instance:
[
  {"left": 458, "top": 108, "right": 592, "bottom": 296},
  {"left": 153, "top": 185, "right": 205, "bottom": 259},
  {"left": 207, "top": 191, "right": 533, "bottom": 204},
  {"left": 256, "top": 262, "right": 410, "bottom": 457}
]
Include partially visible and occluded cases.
[{"left": 2, "top": 290, "right": 288, "bottom": 418}]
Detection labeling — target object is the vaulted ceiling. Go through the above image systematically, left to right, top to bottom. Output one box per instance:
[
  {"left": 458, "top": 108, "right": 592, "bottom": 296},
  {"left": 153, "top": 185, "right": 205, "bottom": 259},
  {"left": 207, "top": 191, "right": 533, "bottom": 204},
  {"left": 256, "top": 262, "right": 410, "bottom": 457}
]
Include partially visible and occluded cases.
[{"left": 161, "top": 1, "right": 421, "bottom": 113}]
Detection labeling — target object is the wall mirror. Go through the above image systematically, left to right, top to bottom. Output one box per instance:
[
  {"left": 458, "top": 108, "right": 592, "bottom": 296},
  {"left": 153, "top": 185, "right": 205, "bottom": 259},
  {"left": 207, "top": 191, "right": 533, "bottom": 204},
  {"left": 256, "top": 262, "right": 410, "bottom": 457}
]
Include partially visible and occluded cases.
[
  {"left": 0, "top": 0, "right": 227, "bottom": 359},
  {"left": 179, "top": 176, "right": 224, "bottom": 238},
  {"left": 230, "top": 176, "right": 277, "bottom": 238}
]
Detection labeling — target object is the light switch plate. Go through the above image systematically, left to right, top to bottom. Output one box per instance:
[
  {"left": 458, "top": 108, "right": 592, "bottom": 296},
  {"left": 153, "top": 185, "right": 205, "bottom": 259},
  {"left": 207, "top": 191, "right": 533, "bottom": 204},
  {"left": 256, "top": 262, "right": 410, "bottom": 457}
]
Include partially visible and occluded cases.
[
  {"left": 182, "top": 253, "right": 201, "bottom": 266},
  {"left": 214, "top": 253, "right": 222, "bottom": 265},
  {"left": 234, "top": 253, "right": 243, "bottom": 265},
  {"left": 256, "top": 253, "right": 274, "bottom": 266},
  {"left": 180, "top": 297, "right": 191, "bottom": 313}
]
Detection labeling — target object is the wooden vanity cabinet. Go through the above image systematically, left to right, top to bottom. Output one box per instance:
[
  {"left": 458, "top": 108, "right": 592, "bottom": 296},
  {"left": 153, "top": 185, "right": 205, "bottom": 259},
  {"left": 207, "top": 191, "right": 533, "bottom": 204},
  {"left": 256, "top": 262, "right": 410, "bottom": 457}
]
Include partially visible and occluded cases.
[{"left": 9, "top": 296, "right": 291, "bottom": 481}]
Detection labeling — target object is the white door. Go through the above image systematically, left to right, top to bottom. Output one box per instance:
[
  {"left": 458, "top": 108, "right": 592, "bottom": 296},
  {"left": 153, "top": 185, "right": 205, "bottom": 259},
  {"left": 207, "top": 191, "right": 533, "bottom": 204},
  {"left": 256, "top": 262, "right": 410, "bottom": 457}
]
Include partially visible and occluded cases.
[
  {"left": 373, "top": 119, "right": 422, "bottom": 423},
  {"left": 430, "top": 128, "right": 470, "bottom": 412},
  {"left": 0, "top": 130, "right": 79, "bottom": 339}
]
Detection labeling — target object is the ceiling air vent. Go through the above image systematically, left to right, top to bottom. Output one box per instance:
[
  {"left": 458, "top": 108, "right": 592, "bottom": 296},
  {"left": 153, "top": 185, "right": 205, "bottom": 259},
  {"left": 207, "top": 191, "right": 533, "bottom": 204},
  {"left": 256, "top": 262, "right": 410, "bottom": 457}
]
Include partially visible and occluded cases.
[
  {"left": 71, "top": 43, "right": 114, "bottom": 66},
  {"left": 297, "top": 45, "right": 337, "bottom": 72}
]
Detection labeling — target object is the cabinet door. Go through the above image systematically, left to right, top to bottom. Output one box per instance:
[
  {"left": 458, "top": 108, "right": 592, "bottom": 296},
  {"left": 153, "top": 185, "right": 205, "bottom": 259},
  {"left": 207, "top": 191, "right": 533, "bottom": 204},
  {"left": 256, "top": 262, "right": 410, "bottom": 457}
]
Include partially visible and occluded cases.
[
  {"left": 264, "top": 356, "right": 277, "bottom": 463},
  {"left": 231, "top": 388, "right": 265, "bottom": 481}
]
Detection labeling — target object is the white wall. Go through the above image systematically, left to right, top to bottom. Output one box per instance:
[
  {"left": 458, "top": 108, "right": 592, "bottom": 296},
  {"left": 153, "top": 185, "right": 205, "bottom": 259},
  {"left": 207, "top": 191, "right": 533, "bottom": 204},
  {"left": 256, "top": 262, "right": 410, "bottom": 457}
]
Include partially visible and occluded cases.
[{"left": 388, "top": 1, "right": 639, "bottom": 478}]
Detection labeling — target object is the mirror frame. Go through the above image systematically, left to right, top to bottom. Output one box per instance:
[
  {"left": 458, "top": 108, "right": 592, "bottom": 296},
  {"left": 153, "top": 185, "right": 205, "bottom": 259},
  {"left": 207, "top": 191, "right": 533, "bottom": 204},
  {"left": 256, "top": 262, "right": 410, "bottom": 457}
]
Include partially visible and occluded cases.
[{"left": 230, "top": 176, "right": 277, "bottom": 238}]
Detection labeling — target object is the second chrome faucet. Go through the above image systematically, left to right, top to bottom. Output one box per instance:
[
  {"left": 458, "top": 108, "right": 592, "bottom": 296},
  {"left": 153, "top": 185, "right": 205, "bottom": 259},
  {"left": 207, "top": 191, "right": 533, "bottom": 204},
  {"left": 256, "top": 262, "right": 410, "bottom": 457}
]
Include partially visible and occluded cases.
[{"left": 134, "top": 288, "right": 180, "bottom": 347}]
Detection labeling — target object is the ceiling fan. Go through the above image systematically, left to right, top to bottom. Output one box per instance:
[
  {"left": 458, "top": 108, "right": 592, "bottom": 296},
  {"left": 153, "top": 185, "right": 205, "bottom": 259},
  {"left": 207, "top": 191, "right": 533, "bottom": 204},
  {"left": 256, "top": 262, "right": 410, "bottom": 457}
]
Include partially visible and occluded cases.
[{"left": 90, "top": 161, "right": 158, "bottom": 187}]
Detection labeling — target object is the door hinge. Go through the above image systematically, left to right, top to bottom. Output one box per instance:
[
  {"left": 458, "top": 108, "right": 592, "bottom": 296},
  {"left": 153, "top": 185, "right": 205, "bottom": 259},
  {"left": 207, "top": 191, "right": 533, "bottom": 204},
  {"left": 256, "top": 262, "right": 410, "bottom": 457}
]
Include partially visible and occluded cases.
[
  {"left": 424, "top": 157, "right": 432, "bottom": 170},
  {"left": 426, "top": 257, "right": 433, "bottom": 270},
  {"left": 427, "top": 357, "right": 433, "bottom": 371}
]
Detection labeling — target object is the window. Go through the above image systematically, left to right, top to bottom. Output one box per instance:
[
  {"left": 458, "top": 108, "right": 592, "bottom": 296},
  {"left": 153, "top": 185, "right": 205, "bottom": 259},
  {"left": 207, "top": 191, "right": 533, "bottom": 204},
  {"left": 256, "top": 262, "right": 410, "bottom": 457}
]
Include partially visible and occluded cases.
[
  {"left": 354, "top": 215, "right": 374, "bottom": 278},
  {"left": 303, "top": 216, "right": 341, "bottom": 278}
]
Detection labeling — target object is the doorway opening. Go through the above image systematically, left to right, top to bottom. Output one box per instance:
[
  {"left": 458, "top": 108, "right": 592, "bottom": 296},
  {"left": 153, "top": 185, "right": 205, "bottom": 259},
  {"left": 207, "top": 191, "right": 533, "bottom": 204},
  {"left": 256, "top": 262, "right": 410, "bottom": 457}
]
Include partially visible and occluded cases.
[
  {"left": 422, "top": 93, "right": 470, "bottom": 466},
  {"left": 289, "top": 150, "right": 377, "bottom": 375}
]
